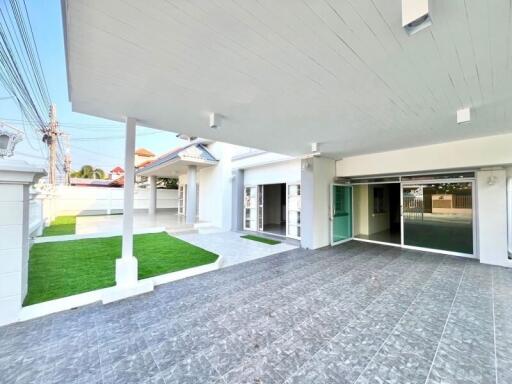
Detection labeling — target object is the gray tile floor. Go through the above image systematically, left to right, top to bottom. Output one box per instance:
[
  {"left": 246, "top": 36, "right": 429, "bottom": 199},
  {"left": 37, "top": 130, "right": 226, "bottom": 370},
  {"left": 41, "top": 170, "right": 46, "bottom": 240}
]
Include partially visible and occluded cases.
[{"left": 1, "top": 241, "right": 512, "bottom": 384}]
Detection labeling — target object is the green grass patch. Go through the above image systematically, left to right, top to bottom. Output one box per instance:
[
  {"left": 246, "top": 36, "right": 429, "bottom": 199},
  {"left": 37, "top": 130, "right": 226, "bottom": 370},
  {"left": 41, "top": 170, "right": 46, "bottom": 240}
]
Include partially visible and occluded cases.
[
  {"left": 42, "top": 216, "right": 76, "bottom": 237},
  {"left": 24, "top": 232, "right": 218, "bottom": 306},
  {"left": 241, "top": 234, "right": 281, "bottom": 245}
]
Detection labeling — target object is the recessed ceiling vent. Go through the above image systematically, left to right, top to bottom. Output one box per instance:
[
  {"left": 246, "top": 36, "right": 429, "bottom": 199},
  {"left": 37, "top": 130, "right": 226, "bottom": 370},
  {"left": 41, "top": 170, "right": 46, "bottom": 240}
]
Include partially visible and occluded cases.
[{"left": 402, "top": 0, "right": 432, "bottom": 35}]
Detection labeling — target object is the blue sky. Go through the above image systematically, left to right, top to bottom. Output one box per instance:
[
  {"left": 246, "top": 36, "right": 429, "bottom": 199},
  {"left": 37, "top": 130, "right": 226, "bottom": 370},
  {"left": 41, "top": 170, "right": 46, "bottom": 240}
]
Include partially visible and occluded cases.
[{"left": 0, "top": 1, "right": 185, "bottom": 171}]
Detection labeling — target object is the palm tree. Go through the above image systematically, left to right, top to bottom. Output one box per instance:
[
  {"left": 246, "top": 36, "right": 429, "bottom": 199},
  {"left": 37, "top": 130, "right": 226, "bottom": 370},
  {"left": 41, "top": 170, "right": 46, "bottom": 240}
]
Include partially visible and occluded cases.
[{"left": 71, "top": 165, "right": 106, "bottom": 179}]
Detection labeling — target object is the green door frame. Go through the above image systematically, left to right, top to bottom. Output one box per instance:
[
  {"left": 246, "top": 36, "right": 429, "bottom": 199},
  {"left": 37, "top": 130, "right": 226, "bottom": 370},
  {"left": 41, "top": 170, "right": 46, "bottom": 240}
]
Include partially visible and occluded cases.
[{"left": 330, "top": 184, "right": 353, "bottom": 246}]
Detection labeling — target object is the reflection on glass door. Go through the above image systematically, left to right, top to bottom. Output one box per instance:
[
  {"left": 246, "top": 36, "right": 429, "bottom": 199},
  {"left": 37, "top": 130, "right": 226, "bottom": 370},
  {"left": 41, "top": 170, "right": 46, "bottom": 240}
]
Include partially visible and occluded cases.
[
  {"left": 402, "top": 182, "right": 474, "bottom": 254},
  {"left": 287, "top": 184, "right": 301, "bottom": 239},
  {"left": 331, "top": 185, "right": 352, "bottom": 245},
  {"left": 244, "top": 186, "right": 257, "bottom": 230}
]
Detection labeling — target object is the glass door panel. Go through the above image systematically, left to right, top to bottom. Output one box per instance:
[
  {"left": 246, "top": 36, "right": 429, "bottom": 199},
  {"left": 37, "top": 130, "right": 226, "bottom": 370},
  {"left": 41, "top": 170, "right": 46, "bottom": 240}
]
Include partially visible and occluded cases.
[
  {"left": 402, "top": 182, "right": 473, "bottom": 254},
  {"left": 287, "top": 184, "right": 301, "bottom": 239},
  {"left": 258, "top": 185, "right": 264, "bottom": 231},
  {"left": 332, "top": 185, "right": 352, "bottom": 244},
  {"left": 244, "top": 186, "right": 257, "bottom": 230}
]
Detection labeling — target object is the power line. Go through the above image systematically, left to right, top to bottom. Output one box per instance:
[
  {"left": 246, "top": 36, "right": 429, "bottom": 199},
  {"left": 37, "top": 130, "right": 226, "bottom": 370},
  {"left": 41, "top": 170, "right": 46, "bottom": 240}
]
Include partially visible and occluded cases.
[{"left": 0, "top": 0, "right": 50, "bottom": 133}]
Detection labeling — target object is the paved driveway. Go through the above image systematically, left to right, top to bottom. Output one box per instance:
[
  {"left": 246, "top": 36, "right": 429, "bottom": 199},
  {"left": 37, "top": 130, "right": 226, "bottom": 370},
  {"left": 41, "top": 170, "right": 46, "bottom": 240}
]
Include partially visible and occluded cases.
[{"left": 1, "top": 242, "right": 512, "bottom": 384}]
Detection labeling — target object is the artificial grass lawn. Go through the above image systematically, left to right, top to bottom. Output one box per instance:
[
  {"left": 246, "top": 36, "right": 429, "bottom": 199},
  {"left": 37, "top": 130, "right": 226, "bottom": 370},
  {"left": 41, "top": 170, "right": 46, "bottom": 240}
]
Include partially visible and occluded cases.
[
  {"left": 42, "top": 216, "right": 76, "bottom": 236},
  {"left": 24, "top": 232, "right": 218, "bottom": 306},
  {"left": 241, "top": 234, "right": 281, "bottom": 245}
]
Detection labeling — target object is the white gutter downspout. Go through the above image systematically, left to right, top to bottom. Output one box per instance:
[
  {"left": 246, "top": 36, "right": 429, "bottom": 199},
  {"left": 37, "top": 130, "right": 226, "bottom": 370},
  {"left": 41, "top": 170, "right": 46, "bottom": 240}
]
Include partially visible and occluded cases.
[{"left": 508, "top": 177, "right": 512, "bottom": 257}]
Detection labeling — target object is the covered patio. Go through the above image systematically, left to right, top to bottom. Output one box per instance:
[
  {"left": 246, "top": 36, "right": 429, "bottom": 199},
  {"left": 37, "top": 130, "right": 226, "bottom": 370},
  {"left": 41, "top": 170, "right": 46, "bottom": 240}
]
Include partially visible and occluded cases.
[{"left": 2, "top": 242, "right": 511, "bottom": 383}]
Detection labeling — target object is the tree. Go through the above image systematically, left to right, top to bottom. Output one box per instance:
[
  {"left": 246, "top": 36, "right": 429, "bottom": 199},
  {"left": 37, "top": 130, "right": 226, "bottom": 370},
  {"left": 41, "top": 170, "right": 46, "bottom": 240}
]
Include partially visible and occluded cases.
[{"left": 71, "top": 165, "right": 106, "bottom": 179}]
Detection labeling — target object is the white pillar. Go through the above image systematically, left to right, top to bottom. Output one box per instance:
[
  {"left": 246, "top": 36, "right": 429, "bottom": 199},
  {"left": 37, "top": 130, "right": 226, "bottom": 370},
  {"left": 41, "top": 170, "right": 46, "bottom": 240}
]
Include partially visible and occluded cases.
[
  {"left": 116, "top": 117, "right": 138, "bottom": 287},
  {"left": 0, "top": 161, "right": 45, "bottom": 326},
  {"left": 186, "top": 165, "right": 197, "bottom": 224},
  {"left": 148, "top": 175, "right": 157, "bottom": 215}
]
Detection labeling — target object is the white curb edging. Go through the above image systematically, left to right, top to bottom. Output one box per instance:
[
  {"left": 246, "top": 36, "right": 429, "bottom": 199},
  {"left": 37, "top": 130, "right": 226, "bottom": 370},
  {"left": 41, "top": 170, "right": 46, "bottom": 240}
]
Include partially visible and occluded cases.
[{"left": 33, "top": 227, "right": 167, "bottom": 243}]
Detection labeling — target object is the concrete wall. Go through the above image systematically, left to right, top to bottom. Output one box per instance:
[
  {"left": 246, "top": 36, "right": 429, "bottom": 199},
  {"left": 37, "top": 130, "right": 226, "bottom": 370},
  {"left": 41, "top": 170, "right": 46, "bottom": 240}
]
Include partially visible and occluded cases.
[
  {"left": 336, "top": 133, "right": 512, "bottom": 177},
  {"left": 301, "top": 157, "right": 336, "bottom": 249},
  {"left": 477, "top": 169, "right": 511, "bottom": 267},
  {"left": 353, "top": 185, "right": 369, "bottom": 236}
]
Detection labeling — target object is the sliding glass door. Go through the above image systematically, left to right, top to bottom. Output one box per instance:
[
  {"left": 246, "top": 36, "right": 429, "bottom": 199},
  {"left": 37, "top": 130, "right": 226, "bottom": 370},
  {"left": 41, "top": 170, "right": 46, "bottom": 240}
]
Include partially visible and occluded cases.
[
  {"left": 402, "top": 181, "right": 474, "bottom": 255},
  {"left": 331, "top": 184, "right": 352, "bottom": 245}
]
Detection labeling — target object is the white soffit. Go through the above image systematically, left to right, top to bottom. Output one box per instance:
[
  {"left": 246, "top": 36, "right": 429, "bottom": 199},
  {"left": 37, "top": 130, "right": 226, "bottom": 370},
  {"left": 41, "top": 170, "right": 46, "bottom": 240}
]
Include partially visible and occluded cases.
[{"left": 62, "top": 0, "right": 512, "bottom": 159}]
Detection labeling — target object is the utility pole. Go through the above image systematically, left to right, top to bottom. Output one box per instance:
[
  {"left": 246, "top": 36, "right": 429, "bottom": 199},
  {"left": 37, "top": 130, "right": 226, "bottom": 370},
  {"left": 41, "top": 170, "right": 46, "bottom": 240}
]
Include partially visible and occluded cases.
[
  {"left": 45, "top": 104, "right": 58, "bottom": 186},
  {"left": 63, "top": 133, "right": 71, "bottom": 186}
]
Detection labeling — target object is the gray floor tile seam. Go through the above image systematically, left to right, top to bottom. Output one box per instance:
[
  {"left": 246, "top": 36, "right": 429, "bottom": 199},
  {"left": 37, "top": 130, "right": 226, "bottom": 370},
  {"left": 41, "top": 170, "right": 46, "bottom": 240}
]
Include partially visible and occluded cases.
[
  {"left": 154, "top": 244, "right": 372, "bottom": 312},
  {"left": 159, "top": 246, "right": 376, "bottom": 320},
  {"left": 151, "top": 248, "right": 318, "bottom": 298},
  {"left": 224, "top": 248, "right": 412, "bottom": 334},
  {"left": 245, "top": 248, "right": 396, "bottom": 309},
  {"left": 215, "top": 251, "right": 398, "bottom": 335},
  {"left": 227, "top": 251, "right": 443, "bottom": 383},
  {"left": 154, "top": 253, "right": 366, "bottom": 325},
  {"left": 200, "top": 254, "right": 416, "bottom": 382},
  {"left": 279, "top": 254, "right": 447, "bottom": 384},
  {"left": 352, "top": 261, "right": 470, "bottom": 384},
  {"left": 424, "top": 262, "right": 467, "bottom": 384}
]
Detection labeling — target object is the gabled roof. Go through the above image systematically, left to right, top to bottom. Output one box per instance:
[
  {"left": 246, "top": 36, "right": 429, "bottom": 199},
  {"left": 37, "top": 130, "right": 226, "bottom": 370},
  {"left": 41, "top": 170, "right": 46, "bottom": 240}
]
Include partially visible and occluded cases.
[{"left": 136, "top": 143, "right": 217, "bottom": 175}]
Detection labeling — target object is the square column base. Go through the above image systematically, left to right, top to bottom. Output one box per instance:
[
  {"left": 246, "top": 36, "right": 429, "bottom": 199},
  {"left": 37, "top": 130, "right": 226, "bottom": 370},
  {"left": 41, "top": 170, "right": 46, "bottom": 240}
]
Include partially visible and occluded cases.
[
  {"left": 115, "top": 256, "right": 138, "bottom": 287},
  {"left": 103, "top": 257, "right": 153, "bottom": 303}
]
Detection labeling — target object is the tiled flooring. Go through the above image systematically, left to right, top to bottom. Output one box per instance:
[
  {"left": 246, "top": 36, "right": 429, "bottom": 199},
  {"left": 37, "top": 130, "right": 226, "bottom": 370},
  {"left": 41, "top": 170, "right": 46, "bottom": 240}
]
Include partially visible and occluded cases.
[{"left": 1, "top": 242, "right": 512, "bottom": 384}]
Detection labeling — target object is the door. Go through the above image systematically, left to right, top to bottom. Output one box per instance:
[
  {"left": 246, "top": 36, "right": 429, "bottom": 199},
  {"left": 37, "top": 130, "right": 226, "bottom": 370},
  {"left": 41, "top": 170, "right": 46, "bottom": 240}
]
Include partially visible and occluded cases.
[
  {"left": 401, "top": 181, "right": 474, "bottom": 255},
  {"left": 287, "top": 183, "right": 301, "bottom": 239},
  {"left": 178, "top": 184, "right": 186, "bottom": 215},
  {"left": 331, "top": 184, "right": 353, "bottom": 245},
  {"left": 244, "top": 186, "right": 258, "bottom": 230}
]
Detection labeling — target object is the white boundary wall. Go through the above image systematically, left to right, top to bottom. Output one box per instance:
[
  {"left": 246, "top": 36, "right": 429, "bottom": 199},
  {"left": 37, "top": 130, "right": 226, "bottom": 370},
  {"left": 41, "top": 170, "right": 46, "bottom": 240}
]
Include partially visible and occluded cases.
[{"left": 52, "top": 186, "right": 178, "bottom": 216}]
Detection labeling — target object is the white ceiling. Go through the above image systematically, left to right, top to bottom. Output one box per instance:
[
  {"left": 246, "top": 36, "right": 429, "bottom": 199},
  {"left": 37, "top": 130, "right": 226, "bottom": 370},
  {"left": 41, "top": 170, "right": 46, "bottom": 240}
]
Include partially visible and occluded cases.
[{"left": 62, "top": 0, "right": 512, "bottom": 159}]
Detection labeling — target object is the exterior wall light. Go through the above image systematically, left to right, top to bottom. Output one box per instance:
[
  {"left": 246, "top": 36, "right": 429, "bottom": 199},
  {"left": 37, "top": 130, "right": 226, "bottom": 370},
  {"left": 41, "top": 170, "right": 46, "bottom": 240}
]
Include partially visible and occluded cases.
[{"left": 0, "top": 124, "right": 23, "bottom": 158}]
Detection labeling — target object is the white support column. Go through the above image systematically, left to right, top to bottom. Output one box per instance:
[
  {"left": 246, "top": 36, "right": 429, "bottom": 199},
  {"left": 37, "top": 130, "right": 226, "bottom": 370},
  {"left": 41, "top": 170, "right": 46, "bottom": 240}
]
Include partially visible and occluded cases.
[
  {"left": 104, "top": 117, "right": 153, "bottom": 303},
  {"left": 116, "top": 117, "right": 138, "bottom": 287},
  {"left": 186, "top": 165, "right": 197, "bottom": 224},
  {"left": 148, "top": 175, "right": 157, "bottom": 215}
]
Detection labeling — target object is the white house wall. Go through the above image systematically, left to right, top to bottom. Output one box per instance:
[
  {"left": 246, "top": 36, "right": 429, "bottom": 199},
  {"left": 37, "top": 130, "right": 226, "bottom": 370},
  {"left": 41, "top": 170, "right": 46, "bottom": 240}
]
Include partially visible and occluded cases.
[
  {"left": 336, "top": 133, "right": 512, "bottom": 177},
  {"left": 196, "top": 143, "right": 233, "bottom": 230},
  {"left": 232, "top": 152, "right": 295, "bottom": 170},
  {"left": 244, "top": 159, "right": 301, "bottom": 186},
  {"left": 476, "top": 169, "right": 511, "bottom": 268}
]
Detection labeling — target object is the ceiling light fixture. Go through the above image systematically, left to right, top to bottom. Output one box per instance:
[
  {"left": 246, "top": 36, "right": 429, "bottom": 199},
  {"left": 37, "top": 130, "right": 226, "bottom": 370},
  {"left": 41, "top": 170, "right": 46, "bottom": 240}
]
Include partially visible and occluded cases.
[
  {"left": 402, "top": 0, "right": 432, "bottom": 36},
  {"left": 456, "top": 107, "right": 471, "bottom": 124},
  {"left": 209, "top": 113, "right": 222, "bottom": 129}
]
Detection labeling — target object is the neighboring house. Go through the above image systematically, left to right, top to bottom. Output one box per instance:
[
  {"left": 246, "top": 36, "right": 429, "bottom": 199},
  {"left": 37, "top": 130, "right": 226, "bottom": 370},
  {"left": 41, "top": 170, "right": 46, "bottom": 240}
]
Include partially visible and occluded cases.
[{"left": 108, "top": 166, "right": 124, "bottom": 180}]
